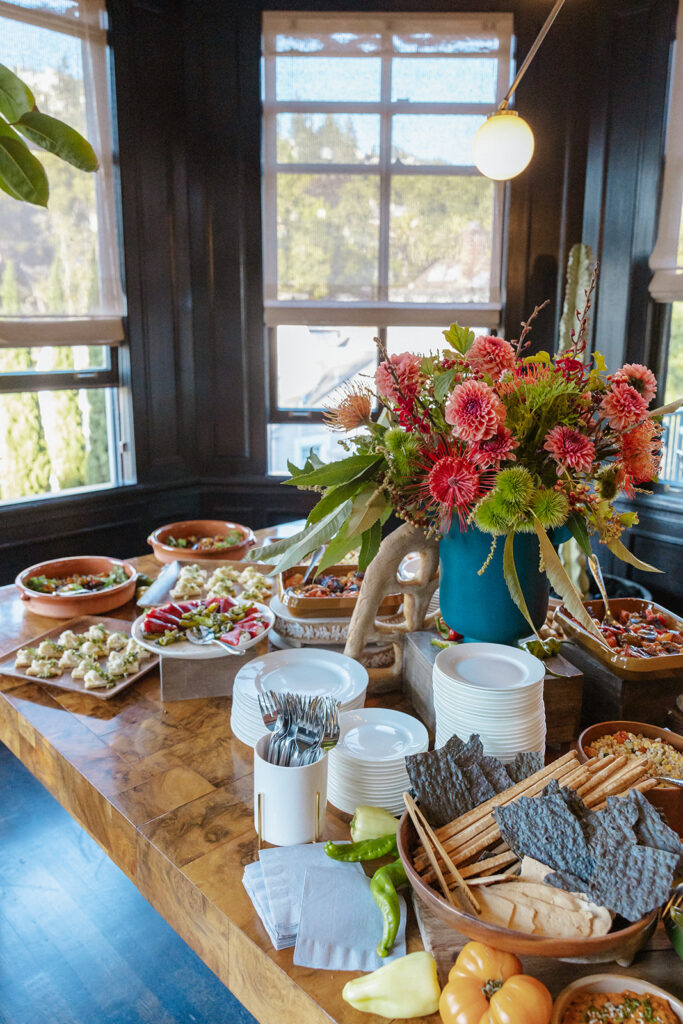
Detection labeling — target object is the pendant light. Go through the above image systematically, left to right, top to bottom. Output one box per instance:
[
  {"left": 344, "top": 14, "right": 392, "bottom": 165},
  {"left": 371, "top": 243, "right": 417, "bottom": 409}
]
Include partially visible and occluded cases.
[{"left": 473, "top": 0, "right": 567, "bottom": 180}]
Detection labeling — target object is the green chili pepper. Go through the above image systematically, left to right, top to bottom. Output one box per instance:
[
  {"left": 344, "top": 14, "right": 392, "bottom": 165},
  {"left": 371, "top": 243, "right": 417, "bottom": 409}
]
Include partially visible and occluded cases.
[
  {"left": 324, "top": 833, "right": 398, "bottom": 862},
  {"left": 371, "top": 858, "right": 408, "bottom": 957}
]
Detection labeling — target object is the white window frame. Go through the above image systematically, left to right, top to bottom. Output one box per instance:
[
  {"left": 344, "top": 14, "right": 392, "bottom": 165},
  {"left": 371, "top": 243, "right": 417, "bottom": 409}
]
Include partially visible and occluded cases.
[
  {"left": 0, "top": 0, "right": 135, "bottom": 500},
  {"left": 262, "top": 10, "right": 512, "bottom": 335}
]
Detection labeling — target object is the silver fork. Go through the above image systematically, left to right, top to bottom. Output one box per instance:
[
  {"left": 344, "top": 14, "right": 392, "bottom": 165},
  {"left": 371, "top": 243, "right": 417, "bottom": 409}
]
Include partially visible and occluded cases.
[
  {"left": 185, "top": 625, "right": 245, "bottom": 656},
  {"left": 258, "top": 691, "right": 281, "bottom": 733}
]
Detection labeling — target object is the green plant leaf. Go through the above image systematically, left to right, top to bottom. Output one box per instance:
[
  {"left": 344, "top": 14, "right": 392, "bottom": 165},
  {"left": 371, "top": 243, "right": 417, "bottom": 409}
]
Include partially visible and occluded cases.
[
  {"left": 0, "top": 64, "right": 34, "bottom": 123},
  {"left": 16, "top": 110, "right": 98, "bottom": 171},
  {"left": 0, "top": 117, "right": 22, "bottom": 142},
  {"left": 0, "top": 136, "right": 48, "bottom": 206},
  {"left": 442, "top": 323, "right": 474, "bottom": 354},
  {"left": 525, "top": 350, "right": 551, "bottom": 365},
  {"left": 593, "top": 350, "right": 607, "bottom": 372},
  {"left": 433, "top": 366, "right": 457, "bottom": 403},
  {"left": 287, "top": 448, "right": 324, "bottom": 477},
  {"left": 285, "top": 453, "right": 382, "bottom": 489},
  {"left": 306, "top": 462, "right": 381, "bottom": 525},
  {"left": 345, "top": 485, "right": 389, "bottom": 538},
  {"left": 270, "top": 501, "right": 354, "bottom": 576},
  {"left": 566, "top": 512, "right": 593, "bottom": 559},
  {"left": 358, "top": 518, "right": 383, "bottom": 572},
  {"left": 533, "top": 518, "right": 608, "bottom": 644},
  {"left": 316, "top": 519, "right": 362, "bottom": 573},
  {"left": 502, "top": 532, "right": 540, "bottom": 638},
  {"left": 606, "top": 537, "right": 663, "bottom": 574}
]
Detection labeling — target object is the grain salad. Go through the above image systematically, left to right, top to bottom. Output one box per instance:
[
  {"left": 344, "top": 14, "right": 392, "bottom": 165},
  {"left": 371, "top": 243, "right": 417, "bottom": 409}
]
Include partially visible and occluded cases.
[
  {"left": 585, "top": 730, "right": 683, "bottom": 781},
  {"left": 561, "top": 990, "right": 679, "bottom": 1024}
]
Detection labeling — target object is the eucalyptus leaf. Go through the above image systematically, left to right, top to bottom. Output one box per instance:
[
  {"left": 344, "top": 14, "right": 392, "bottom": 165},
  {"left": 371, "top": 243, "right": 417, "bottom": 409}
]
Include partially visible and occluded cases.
[
  {"left": 0, "top": 64, "right": 34, "bottom": 124},
  {"left": 16, "top": 110, "right": 98, "bottom": 171},
  {"left": 0, "top": 137, "right": 48, "bottom": 206},
  {"left": 433, "top": 367, "right": 457, "bottom": 403},
  {"left": 285, "top": 453, "right": 382, "bottom": 489},
  {"left": 307, "top": 472, "right": 374, "bottom": 526},
  {"left": 345, "top": 485, "right": 388, "bottom": 538},
  {"left": 271, "top": 501, "right": 353, "bottom": 576},
  {"left": 566, "top": 512, "right": 593, "bottom": 559},
  {"left": 358, "top": 518, "right": 382, "bottom": 572},
  {"left": 533, "top": 518, "right": 608, "bottom": 644},
  {"left": 316, "top": 520, "right": 361, "bottom": 573},
  {"left": 502, "top": 533, "right": 540, "bottom": 638},
  {"left": 606, "top": 537, "right": 663, "bottom": 574}
]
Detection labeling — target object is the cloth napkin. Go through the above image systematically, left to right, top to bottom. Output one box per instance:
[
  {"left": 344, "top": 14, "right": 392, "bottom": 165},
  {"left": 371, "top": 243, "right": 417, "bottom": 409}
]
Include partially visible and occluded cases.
[{"left": 293, "top": 864, "right": 407, "bottom": 971}]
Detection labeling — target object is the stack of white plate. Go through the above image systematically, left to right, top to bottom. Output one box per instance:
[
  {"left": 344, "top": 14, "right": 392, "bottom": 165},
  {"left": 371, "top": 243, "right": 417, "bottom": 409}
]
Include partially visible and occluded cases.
[
  {"left": 433, "top": 643, "right": 546, "bottom": 762},
  {"left": 230, "top": 648, "right": 368, "bottom": 748},
  {"left": 327, "top": 707, "right": 429, "bottom": 816}
]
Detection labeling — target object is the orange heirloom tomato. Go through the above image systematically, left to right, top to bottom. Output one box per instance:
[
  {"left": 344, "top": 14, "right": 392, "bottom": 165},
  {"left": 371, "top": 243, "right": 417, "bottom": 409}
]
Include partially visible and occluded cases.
[{"left": 439, "top": 942, "right": 552, "bottom": 1024}]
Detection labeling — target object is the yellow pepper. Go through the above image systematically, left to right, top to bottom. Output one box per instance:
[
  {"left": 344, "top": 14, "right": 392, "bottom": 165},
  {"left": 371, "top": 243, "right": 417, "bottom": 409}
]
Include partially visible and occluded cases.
[
  {"left": 350, "top": 805, "right": 400, "bottom": 843},
  {"left": 342, "top": 951, "right": 441, "bottom": 1019}
]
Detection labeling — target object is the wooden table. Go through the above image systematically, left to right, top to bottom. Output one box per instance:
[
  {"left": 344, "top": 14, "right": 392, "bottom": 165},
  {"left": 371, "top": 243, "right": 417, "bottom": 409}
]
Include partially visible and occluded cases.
[{"left": 0, "top": 551, "right": 681, "bottom": 1024}]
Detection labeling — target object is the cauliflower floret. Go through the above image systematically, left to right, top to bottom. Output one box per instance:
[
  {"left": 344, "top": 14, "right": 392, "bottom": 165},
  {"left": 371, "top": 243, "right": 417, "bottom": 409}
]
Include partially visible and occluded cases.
[
  {"left": 87, "top": 623, "right": 108, "bottom": 642},
  {"left": 58, "top": 629, "right": 81, "bottom": 649},
  {"left": 106, "top": 631, "right": 128, "bottom": 652},
  {"left": 37, "top": 640, "right": 62, "bottom": 659},
  {"left": 80, "top": 640, "right": 106, "bottom": 659},
  {"left": 15, "top": 647, "right": 36, "bottom": 668},
  {"left": 59, "top": 649, "right": 81, "bottom": 670},
  {"left": 72, "top": 658, "right": 97, "bottom": 680},
  {"left": 26, "top": 659, "right": 60, "bottom": 678},
  {"left": 84, "top": 669, "right": 108, "bottom": 689}
]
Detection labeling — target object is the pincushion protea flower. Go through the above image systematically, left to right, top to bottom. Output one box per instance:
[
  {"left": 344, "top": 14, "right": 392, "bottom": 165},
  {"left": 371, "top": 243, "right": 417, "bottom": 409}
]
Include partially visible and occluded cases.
[
  {"left": 467, "top": 334, "right": 516, "bottom": 379},
  {"left": 375, "top": 352, "right": 423, "bottom": 402},
  {"left": 611, "top": 363, "right": 657, "bottom": 404},
  {"left": 445, "top": 379, "right": 505, "bottom": 443},
  {"left": 599, "top": 381, "right": 648, "bottom": 430},
  {"left": 323, "top": 383, "right": 373, "bottom": 432},
  {"left": 619, "top": 419, "right": 662, "bottom": 484},
  {"left": 469, "top": 424, "right": 518, "bottom": 468},
  {"left": 544, "top": 425, "right": 596, "bottom": 474},
  {"left": 406, "top": 438, "right": 487, "bottom": 530}
]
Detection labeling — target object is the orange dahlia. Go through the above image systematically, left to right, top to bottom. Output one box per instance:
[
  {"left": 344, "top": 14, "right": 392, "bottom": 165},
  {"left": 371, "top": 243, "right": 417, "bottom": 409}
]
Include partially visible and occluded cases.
[
  {"left": 467, "top": 334, "right": 516, "bottom": 380},
  {"left": 375, "top": 352, "right": 423, "bottom": 401},
  {"left": 611, "top": 363, "right": 657, "bottom": 404},
  {"left": 445, "top": 379, "right": 506, "bottom": 442},
  {"left": 600, "top": 382, "right": 648, "bottom": 430},
  {"left": 619, "top": 419, "right": 662, "bottom": 483},
  {"left": 469, "top": 424, "right": 518, "bottom": 468},
  {"left": 544, "top": 425, "right": 596, "bottom": 474}
]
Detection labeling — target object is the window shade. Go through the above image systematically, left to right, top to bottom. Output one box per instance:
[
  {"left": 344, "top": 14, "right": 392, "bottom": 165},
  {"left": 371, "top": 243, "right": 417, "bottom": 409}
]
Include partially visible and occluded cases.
[
  {"left": 0, "top": 0, "right": 124, "bottom": 346},
  {"left": 649, "top": 0, "right": 683, "bottom": 303}
]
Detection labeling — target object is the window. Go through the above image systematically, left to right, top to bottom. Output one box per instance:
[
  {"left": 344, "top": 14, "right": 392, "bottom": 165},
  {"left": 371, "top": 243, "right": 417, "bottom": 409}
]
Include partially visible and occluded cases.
[
  {"left": 0, "top": 0, "right": 131, "bottom": 504},
  {"left": 649, "top": 0, "right": 683, "bottom": 487},
  {"left": 262, "top": 12, "right": 512, "bottom": 473}
]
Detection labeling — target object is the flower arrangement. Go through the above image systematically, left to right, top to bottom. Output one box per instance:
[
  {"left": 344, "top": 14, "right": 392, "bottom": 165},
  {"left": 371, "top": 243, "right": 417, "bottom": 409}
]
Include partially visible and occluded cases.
[{"left": 251, "top": 287, "right": 678, "bottom": 640}]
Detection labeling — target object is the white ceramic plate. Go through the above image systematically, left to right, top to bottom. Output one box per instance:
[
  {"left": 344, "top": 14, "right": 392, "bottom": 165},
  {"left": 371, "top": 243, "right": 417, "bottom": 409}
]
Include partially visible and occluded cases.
[
  {"left": 131, "top": 600, "right": 274, "bottom": 659},
  {"left": 435, "top": 643, "right": 545, "bottom": 691},
  {"left": 233, "top": 648, "right": 368, "bottom": 705},
  {"left": 336, "top": 707, "right": 428, "bottom": 763},
  {"left": 551, "top": 975, "right": 683, "bottom": 1024}
]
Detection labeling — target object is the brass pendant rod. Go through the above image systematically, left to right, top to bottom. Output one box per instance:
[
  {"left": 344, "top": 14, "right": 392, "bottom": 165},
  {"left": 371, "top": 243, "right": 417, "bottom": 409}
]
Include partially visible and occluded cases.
[{"left": 500, "top": 0, "right": 568, "bottom": 109}]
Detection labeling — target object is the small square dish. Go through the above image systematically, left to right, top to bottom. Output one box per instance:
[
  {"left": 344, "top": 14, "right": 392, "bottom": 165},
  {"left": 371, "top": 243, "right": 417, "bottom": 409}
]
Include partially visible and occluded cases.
[
  {"left": 278, "top": 564, "right": 402, "bottom": 619},
  {"left": 0, "top": 615, "right": 158, "bottom": 700}
]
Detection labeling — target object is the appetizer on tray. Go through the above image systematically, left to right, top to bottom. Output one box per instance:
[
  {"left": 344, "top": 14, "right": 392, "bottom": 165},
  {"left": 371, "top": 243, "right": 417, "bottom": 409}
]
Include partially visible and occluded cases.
[
  {"left": 148, "top": 519, "right": 255, "bottom": 563},
  {"left": 15, "top": 556, "right": 137, "bottom": 618},
  {"left": 169, "top": 563, "right": 272, "bottom": 603},
  {"left": 279, "top": 563, "right": 402, "bottom": 619},
  {"left": 140, "top": 596, "right": 272, "bottom": 649}
]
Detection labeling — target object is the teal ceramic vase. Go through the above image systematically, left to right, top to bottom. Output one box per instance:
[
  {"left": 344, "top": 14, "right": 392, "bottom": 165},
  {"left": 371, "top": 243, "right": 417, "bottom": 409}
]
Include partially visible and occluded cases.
[{"left": 439, "top": 524, "right": 569, "bottom": 644}]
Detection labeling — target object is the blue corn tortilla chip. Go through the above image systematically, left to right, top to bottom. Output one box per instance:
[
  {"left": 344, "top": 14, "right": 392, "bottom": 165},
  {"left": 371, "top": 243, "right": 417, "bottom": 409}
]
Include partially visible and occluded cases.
[
  {"left": 506, "top": 751, "right": 544, "bottom": 784},
  {"left": 630, "top": 789, "right": 683, "bottom": 870}
]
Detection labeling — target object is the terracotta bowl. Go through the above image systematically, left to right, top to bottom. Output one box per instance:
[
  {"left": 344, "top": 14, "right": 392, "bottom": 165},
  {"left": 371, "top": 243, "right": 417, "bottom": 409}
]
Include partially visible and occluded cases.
[
  {"left": 147, "top": 519, "right": 256, "bottom": 563},
  {"left": 15, "top": 556, "right": 137, "bottom": 619},
  {"left": 578, "top": 720, "right": 683, "bottom": 837},
  {"left": 396, "top": 812, "right": 658, "bottom": 964}
]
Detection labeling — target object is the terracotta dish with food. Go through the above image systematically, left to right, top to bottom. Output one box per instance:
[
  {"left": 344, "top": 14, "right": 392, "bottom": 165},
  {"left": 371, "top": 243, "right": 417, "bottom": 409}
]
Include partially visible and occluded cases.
[
  {"left": 148, "top": 519, "right": 255, "bottom": 563},
  {"left": 15, "top": 556, "right": 136, "bottom": 619},
  {"left": 578, "top": 721, "right": 683, "bottom": 836}
]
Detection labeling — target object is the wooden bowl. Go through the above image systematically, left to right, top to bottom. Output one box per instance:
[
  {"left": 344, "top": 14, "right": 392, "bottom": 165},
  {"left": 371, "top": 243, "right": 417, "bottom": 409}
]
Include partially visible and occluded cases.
[
  {"left": 147, "top": 519, "right": 255, "bottom": 563},
  {"left": 15, "top": 556, "right": 136, "bottom": 619},
  {"left": 278, "top": 563, "right": 402, "bottom": 619},
  {"left": 555, "top": 598, "right": 683, "bottom": 680},
  {"left": 578, "top": 720, "right": 683, "bottom": 837},
  {"left": 396, "top": 812, "right": 658, "bottom": 964}
]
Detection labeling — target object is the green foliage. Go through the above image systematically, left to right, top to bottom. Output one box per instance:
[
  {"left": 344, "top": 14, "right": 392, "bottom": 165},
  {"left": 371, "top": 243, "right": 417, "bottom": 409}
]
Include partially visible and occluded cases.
[
  {"left": 0, "top": 62, "right": 97, "bottom": 207},
  {"left": 442, "top": 323, "right": 474, "bottom": 355},
  {"left": 433, "top": 366, "right": 458, "bottom": 404},
  {"left": 383, "top": 427, "right": 420, "bottom": 482},
  {"left": 286, "top": 452, "right": 383, "bottom": 490},
  {"left": 495, "top": 467, "right": 534, "bottom": 514},
  {"left": 532, "top": 488, "right": 569, "bottom": 530},
  {"left": 473, "top": 493, "right": 516, "bottom": 535},
  {"left": 566, "top": 511, "right": 593, "bottom": 558}
]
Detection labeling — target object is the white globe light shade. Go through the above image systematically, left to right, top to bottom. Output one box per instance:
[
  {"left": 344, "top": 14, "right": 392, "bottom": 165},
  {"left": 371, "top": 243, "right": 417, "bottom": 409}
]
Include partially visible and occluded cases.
[{"left": 472, "top": 110, "right": 535, "bottom": 180}]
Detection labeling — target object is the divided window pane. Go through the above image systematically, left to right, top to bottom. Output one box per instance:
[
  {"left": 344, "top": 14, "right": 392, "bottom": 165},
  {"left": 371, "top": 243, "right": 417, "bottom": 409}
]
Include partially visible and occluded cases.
[
  {"left": 275, "top": 56, "right": 382, "bottom": 102},
  {"left": 277, "top": 113, "right": 380, "bottom": 164},
  {"left": 276, "top": 325, "right": 377, "bottom": 409}
]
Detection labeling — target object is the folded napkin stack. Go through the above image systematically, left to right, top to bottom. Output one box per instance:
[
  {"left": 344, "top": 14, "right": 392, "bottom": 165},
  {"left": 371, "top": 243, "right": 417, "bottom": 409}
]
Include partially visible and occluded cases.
[{"left": 242, "top": 842, "right": 407, "bottom": 970}]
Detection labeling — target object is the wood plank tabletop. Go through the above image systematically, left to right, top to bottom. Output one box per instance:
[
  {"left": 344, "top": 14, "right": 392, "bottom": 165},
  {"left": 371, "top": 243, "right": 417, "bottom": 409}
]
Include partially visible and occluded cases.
[{"left": 0, "top": 541, "right": 681, "bottom": 1024}]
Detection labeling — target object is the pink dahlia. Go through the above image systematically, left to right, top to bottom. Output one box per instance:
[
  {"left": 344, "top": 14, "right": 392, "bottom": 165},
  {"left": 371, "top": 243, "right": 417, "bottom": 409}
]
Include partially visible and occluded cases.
[
  {"left": 467, "top": 334, "right": 516, "bottom": 380},
  {"left": 375, "top": 352, "right": 423, "bottom": 402},
  {"left": 611, "top": 363, "right": 657, "bottom": 404},
  {"left": 445, "top": 379, "right": 506, "bottom": 443},
  {"left": 600, "top": 382, "right": 648, "bottom": 431},
  {"left": 619, "top": 419, "right": 662, "bottom": 483},
  {"left": 469, "top": 424, "right": 518, "bottom": 468},
  {"left": 544, "top": 425, "right": 596, "bottom": 475},
  {"left": 428, "top": 455, "right": 481, "bottom": 528}
]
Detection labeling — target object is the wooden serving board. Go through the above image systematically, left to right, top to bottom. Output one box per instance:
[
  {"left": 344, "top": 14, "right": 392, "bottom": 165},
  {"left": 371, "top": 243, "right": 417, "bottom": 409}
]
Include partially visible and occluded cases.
[{"left": 0, "top": 615, "right": 159, "bottom": 701}]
